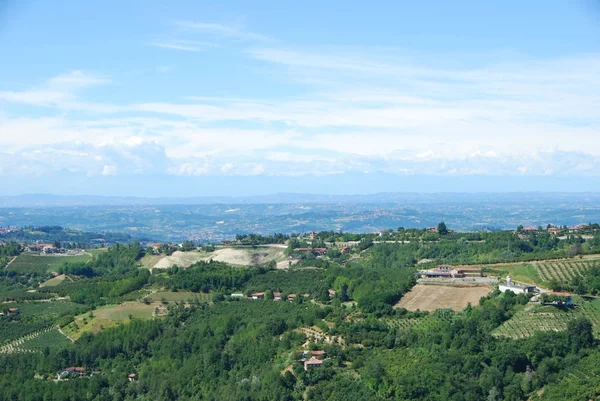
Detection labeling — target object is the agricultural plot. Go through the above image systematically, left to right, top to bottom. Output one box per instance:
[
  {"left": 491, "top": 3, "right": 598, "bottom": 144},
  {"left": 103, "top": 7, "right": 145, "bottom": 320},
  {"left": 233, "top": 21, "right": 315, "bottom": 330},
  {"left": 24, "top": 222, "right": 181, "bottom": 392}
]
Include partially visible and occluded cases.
[
  {"left": 6, "top": 254, "right": 91, "bottom": 275},
  {"left": 485, "top": 258, "right": 600, "bottom": 286},
  {"left": 535, "top": 260, "right": 599, "bottom": 284},
  {"left": 40, "top": 274, "right": 68, "bottom": 287},
  {"left": 394, "top": 284, "right": 492, "bottom": 312},
  {"left": 144, "top": 291, "right": 212, "bottom": 303},
  {"left": 492, "top": 299, "right": 600, "bottom": 339},
  {"left": 0, "top": 301, "right": 87, "bottom": 345},
  {"left": 63, "top": 302, "right": 160, "bottom": 341},
  {"left": 384, "top": 314, "right": 454, "bottom": 332},
  {"left": 0, "top": 327, "right": 71, "bottom": 354}
]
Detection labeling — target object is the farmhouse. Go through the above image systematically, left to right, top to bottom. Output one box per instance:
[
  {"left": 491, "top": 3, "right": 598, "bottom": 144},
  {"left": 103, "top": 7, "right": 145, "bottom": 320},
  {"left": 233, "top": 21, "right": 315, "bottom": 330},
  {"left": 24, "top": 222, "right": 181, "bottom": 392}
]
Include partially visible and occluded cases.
[
  {"left": 568, "top": 224, "right": 587, "bottom": 233},
  {"left": 522, "top": 227, "right": 537, "bottom": 232},
  {"left": 547, "top": 227, "right": 561, "bottom": 234},
  {"left": 294, "top": 247, "right": 327, "bottom": 255},
  {"left": 452, "top": 267, "right": 483, "bottom": 277},
  {"left": 498, "top": 276, "right": 536, "bottom": 294},
  {"left": 251, "top": 292, "right": 265, "bottom": 300},
  {"left": 541, "top": 292, "right": 574, "bottom": 306},
  {"left": 304, "top": 358, "right": 324, "bottom": 370},
  {"left": 58, "top": 367, "right": 85, "bottom": 380},
  {"left": 128, "top": 373, "right": 139, "bottom": 382}
]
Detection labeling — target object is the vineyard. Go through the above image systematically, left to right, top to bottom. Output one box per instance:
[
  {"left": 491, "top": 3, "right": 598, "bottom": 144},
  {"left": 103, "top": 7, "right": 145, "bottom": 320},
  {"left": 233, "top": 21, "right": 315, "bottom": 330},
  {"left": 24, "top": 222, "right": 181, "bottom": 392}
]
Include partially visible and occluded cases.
[
  {"left": 6, "top": 254, "right": 91, "bottom": 275},
  {"left": 535, "top": 259, "right": 600, "bottom": 284},
  {"left": 492, "top": 299, "right": 600, "bottom": 339},
  {"left": 0, "top": 301, "right": 87, "bottom": 345},
  {"left": 384, "top": 314, "right": 454, "bottom": 331},
  {"left": 0, "top": 327, "right": 71, "bottom": 354}
]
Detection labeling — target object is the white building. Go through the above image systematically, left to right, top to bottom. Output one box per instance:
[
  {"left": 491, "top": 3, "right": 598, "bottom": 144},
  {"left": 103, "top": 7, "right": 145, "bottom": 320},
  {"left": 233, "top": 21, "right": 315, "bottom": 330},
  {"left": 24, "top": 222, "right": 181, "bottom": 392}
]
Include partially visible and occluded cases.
[{"left": 498, "top": 276, "right": 536, "bottom": 294}]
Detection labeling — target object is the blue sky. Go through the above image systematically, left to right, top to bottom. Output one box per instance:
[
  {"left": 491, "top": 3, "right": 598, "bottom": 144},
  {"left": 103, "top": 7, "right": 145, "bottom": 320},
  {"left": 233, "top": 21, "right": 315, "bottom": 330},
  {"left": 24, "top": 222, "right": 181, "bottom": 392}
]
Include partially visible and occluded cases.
[{"left": 0, "top": 1, "right": 599, "bottom": 196}]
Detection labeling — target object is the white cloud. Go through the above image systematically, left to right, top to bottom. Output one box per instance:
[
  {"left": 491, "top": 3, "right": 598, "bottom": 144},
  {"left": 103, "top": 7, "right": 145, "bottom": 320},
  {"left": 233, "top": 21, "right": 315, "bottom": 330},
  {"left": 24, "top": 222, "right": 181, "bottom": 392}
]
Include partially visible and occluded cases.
[
  {"left": 173, "top": 20, "right": 270, "bottom": 42},
  {"left": 149, "top": 40, "right": 216, "bottom": 52},
  {"left": 1, "top": 46, "right": 600, "bottom": 179},
  {"left": 0, "top": 70, "right": 112, "bottom": 111},
  {"left": 102, "top": 165, "right": 117, "bottom": 176}
]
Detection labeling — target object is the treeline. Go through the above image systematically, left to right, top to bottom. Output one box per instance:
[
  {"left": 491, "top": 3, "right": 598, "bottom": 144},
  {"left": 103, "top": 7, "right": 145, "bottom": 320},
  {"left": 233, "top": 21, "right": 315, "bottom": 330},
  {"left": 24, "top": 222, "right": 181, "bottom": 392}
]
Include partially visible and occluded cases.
[
  {"left": 1, "top": 226, "right": 133, "bottom": 248},
  {"left": 235, "top": 233, "right": 289, "bottom": 245},
  {"left": 0, "top": 241, "right": 21, "bottom": 268},
  {"left": 151, "top": 260, "right": 266, "bottom": 293}
]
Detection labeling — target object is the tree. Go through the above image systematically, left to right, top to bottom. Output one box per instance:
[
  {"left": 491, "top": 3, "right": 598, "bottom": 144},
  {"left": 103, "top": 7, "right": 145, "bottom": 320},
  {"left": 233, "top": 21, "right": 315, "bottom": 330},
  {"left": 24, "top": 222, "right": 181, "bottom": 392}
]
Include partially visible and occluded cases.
[
  {"left": 437, "top": 222, "right": 449, "bottom": 235},
  {"left": 567, "top": 318, "right": 594, "bottom": 352}
]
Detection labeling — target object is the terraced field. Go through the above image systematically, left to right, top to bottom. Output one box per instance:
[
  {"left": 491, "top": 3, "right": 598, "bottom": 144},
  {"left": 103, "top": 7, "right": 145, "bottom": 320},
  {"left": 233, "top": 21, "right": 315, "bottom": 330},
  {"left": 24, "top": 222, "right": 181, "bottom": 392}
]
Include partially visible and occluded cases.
[
  {"left": 484, "top": 257, "right": 600, "bottom": 286},
  {"left": 535, "top": 260, "right": 600, "bottom": 284},
  {"left": 492, "top": 298, "right": 600, "bottom": 339}
]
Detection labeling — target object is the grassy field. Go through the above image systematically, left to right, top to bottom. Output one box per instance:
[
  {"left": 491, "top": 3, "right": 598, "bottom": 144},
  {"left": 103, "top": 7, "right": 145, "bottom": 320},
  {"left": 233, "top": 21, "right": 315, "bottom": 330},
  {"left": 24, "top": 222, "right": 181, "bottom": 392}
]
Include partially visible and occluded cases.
[
  {"left": 7, "top": 254, "right": 91, "bottom": 275},
  {"left": 483, "top": 257, "right": 600, "bottom": 286},
  {"left": 40, "top": 274, "right": 68, "bottom": 287},
  {"left": 394, "top": 284, "right": 493, "bottom": 312},
  {"left": 492, "top": 297, "right": 600, "bottom": 339},
  {"left": 63, "top": 302, "right": 159, "bottom": 340}
]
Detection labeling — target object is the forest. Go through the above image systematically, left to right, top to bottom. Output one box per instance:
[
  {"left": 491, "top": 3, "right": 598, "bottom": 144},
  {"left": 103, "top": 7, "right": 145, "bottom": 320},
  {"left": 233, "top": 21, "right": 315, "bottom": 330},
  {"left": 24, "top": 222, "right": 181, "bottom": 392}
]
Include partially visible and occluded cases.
[{"left": 0, "top": 227, "right": 599, "bottom": 400}]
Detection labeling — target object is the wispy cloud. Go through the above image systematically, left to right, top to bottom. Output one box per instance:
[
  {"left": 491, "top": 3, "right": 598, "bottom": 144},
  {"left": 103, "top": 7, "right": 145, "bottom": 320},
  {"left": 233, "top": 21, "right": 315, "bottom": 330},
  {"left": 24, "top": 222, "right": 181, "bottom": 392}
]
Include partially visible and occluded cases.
[
  {"left": 173, "top": 20, "right": 271, "bottom": 42},
  {"left": 149, "top": 39, "right": 216, "bottom": 52},
  {"left": 1, "top": 46, "right": 600, "bottom": 179},
  {"left": 0, "top": 70, "right": 113, "bottom": 111}
]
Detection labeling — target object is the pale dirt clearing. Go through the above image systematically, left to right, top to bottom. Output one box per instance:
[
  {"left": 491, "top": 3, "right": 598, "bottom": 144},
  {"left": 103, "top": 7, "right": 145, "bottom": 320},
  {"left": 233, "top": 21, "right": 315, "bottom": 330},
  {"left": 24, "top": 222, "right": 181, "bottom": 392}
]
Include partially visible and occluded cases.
[
  {"left": 152, "top": 247, "right": 288, "bottom": 269},
  {"left": 206, "top": 247, "right": 287, "bottom": 266},
  {"left": 153, "top": 251, "right": 208, "bottom": 269},
  {"left": 395, "top": 284, "right": 492, "bottom": 312}
]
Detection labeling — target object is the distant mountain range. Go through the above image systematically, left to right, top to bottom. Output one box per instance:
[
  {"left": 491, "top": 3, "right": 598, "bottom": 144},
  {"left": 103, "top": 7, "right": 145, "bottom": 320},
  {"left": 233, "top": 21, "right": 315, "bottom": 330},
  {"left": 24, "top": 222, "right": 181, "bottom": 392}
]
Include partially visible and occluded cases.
[{"left": 2, "top": 192, "right": 600, "bottom": 207}]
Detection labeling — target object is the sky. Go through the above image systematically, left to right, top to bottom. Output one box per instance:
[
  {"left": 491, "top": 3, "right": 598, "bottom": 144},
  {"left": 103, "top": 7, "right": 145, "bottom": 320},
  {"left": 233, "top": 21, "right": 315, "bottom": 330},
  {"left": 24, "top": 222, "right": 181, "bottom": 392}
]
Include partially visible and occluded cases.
[{"left": 0, "top": 0, "right": 599, "bottom": 196}]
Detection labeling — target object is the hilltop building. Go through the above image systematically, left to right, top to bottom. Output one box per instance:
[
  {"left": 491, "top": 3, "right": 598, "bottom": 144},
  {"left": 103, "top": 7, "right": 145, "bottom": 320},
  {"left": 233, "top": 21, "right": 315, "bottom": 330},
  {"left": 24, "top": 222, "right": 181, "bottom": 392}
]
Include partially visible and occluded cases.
[{"left": 498, "top": 276, "right": 536, "bottom": 294}]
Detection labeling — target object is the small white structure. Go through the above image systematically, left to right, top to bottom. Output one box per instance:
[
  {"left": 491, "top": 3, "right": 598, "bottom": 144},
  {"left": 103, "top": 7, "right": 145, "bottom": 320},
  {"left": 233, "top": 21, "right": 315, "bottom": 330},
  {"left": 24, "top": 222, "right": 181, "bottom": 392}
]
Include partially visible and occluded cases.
[{"left": 498, "top": 275, "right": 536, "bottom": 294}]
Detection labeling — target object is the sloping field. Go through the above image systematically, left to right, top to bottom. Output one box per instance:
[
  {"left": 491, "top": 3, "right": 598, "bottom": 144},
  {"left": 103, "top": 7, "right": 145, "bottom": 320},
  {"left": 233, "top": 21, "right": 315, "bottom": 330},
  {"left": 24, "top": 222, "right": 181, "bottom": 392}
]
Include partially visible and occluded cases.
[
  {"left": 152, "top": 247, "right": 287, "bottom": 269},
  {"left": 204, "top": 247, "right": 287, "bottom": 266},
  {"left": 153, "top": 251, "right": 208, "bottom": 269},
  {"left": 7, "top": 254, "right": 91, "bottom": 275},
  {"left": 483, "top": 256, "right": 600, "bottom": 286},
  {"left": 40, "top": 274, "right": 67, "bottom": 287},
  {"left": 395, "top": 284, "right": 492, "bottom": 312},
  {"left": 145, "top": 291, "right": 212, "bottom": 303},
  {"left": 493, "top": 298, "right": 600, "bottom": 339},
  {"left": 63, "top": 302, "right": 158, "bottom": 340}
]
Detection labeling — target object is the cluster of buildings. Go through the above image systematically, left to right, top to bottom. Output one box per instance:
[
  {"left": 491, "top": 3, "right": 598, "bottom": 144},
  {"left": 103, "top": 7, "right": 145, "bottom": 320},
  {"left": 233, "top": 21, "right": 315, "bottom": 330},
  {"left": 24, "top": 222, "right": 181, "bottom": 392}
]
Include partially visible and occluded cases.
[
  {"left": 521, "top": 224, "right": 590, "bottom": 234},
  {"left": 0, "top": 227, "right": 19, "bottom": 235},
  {"left": 417, "top": 265, "right": 483, "bottom": 279},
  {"left": 498, "top": 276, "right": 537, "bottom": 294},
  {"left": 301, "top": 350, "right": 328, "bottom": 371}
]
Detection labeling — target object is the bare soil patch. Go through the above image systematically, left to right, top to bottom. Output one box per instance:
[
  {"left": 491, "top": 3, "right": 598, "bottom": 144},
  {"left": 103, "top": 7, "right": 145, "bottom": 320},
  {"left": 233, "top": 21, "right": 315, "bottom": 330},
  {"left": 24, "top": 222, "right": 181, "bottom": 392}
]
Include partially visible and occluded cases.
[{"left": 395, "top": 284, "right": 492, "bottom": 312}]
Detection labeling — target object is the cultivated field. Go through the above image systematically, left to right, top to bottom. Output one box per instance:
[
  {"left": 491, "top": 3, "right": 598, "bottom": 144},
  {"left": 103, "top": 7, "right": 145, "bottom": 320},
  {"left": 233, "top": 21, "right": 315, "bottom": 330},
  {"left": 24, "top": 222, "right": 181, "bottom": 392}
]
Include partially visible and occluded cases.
[
  {"left": 151, "top": 247, "right": 288, "bottom": 269},
  {"left": 6, "top": 254, "right": 92, "bottom": 275},
  {"left": 484, "top": 257, "right": 600, "bottom": 286},
  {"left": 40, "top": 274, "right": 68, "bottom": 287},
  {"left": 395, "top": 284, "right": 492, "bottom": 312},
  {"left": 144, "top": 291, "right": 212, "bottom": 303},
  {"left": 492, "top": 298, "right": 600, "bottom": 339},
  {"left": 63, "top": 302, "right": 159, "bottom": 340}
]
